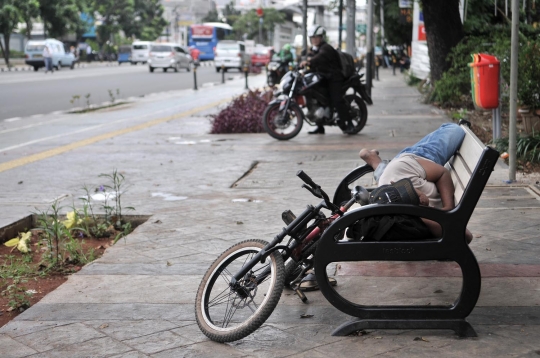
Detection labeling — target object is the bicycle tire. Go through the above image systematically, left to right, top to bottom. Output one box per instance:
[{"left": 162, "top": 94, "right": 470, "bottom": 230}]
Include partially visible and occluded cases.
[{"left": 195, "top": 239, "right": 285, "bottom": 342}]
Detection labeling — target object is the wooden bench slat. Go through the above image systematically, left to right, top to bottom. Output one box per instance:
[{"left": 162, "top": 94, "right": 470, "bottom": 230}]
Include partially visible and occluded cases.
[{"left": 456, "top": 126, "right": 484, "bottom": 172}]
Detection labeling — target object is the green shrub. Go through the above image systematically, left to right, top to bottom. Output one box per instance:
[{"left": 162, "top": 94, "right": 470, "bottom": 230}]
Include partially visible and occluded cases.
[{"left": 493, "top": 134, "right": 540, "bottom": 163}]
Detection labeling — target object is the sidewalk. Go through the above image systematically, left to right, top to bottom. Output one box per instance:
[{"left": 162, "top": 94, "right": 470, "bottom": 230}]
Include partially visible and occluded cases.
[{"left": 1, "top": 68, "right": 540, "bottom": 357}]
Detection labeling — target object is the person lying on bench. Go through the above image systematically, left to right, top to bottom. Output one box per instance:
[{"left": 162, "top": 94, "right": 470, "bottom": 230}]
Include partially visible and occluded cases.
[{"left": 359, "top": 123, "right": 473, "bottom": 243}]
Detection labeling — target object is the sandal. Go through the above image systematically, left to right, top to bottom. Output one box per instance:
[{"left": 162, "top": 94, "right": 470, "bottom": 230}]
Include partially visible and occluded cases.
[{"left": 298, "top": 273, "right": 337, "bottom": 292}]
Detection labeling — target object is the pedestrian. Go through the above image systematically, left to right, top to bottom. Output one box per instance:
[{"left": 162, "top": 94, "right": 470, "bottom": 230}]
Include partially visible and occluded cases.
[
  {"left": 43, "top": 44, "right": 53, "bottom": 73},
  {"left": 86, "top": 44, "right": 92, "bottom": 63},
  {"left": 359, "top": 123, "right": 473, "bottom": 243}
]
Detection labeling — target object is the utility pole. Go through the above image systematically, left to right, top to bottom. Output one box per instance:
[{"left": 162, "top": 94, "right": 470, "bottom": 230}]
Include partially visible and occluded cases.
[
  {"left": 302, "top": 0, "right": 308, "bottom": 56},
  {"left": 338, "top": 0, "right": 344, "bottom": 50},
  {"left": 346, "top": 0, "right": 356, "bottom": 55},
  {"left": 366, "top": 0, "right": 374, "bottom": 96},
  {"left": 379, "top": 0, "right": 385, "bottom": 44},
  {"left": 508, "top": 0, "right": 519, "bottom": 181}
]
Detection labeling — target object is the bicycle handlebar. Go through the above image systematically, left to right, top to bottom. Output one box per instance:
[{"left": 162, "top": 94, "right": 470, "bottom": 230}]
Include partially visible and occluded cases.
[{"left": 296, "top": 170, "right": 316, "bottom": 188}]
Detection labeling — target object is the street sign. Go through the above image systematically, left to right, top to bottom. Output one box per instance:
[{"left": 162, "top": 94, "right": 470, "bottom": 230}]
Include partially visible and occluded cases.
[
  {"left": 399, "top": 0, "right": 412, "bottom": 8},
  {"left": 256, "top": 8, "right": 263, "bottom": 17},
  {"left": 356, "top": 24, "right": 367, "bottom": 34}
]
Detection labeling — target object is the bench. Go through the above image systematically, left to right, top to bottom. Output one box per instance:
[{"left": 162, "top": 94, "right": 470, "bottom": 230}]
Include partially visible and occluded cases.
[{"left": 314, "top": 120, "right": 500, "bottom": 337}]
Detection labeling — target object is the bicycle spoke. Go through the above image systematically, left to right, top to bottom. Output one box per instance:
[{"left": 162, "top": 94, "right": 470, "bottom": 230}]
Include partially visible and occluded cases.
[
  {"left": 207, "top": 288, "right": 236, "bottom": 308},
  {"left": 222, "top": 298, "right": 242, "bottom": 328}
]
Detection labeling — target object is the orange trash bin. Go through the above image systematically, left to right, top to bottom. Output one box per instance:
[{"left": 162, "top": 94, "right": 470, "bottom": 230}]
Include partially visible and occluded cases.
[{"left": 469, "top": 54, "right": 500, "bottom": 109}]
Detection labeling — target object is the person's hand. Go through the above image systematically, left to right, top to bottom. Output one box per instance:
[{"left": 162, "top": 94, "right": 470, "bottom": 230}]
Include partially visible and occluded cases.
[{"left": 299, "top": 60, "right": 308, "bottom": 68}]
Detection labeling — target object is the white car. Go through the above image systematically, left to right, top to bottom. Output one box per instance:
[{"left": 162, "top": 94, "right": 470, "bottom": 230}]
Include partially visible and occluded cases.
[
  {"left": 25, "top": 39, "right": 76, "bottom": 71},
  {"left": 214, "top": 40, "right": 250, "bottom": 72},
  {"left": 131, "top": 41, "right": 152, "bottom": 64},
  {"left": 147, "top": 43, "right": 191, "bottom": 73}
]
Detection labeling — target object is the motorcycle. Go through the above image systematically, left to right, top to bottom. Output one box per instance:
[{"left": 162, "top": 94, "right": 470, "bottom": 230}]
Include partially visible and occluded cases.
[
  {"left": 266, "top": 59, "right": 290, "bottom": 87},
  {"left": 262, "top": 68, "right": 373, "bottom": 140},
  {"left": 194, "top": 169, "right": 371, "bottom": 343}
]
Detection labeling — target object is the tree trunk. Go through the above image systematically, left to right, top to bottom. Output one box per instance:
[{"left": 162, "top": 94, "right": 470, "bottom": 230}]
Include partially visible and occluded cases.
[
  {"left": 421, "top": 0, "right": 464, "bottom": 82},
  {"left": 26, "top": 21, "right": 32, "bottom": 40},
  {"left": 1, "top": 33, "right": 10, "bottom": 67}
]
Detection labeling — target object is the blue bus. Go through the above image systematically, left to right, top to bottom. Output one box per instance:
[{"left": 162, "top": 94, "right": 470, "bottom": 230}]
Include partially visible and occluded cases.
[{"left": 188, "top": 22, "right": 233, "bottom": 61}]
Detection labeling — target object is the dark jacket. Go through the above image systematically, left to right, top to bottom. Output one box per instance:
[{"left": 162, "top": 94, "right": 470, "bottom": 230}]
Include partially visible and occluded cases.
[{"left": 308, "top": 41, "right": 342, "bottom": 79}]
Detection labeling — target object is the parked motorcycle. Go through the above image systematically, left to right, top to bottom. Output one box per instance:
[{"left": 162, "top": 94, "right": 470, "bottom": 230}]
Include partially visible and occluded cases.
[
  {"left": 266, "top": 59, "right": 290, "bottom": 87},
  {"left": 262, "top": 68, "right": 373, "bottom": 140}
]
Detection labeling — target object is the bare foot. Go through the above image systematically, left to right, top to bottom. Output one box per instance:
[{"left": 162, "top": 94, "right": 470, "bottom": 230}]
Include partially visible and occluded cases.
[{"left": 359, "top": 148, "right": 382, "bottom": 169}]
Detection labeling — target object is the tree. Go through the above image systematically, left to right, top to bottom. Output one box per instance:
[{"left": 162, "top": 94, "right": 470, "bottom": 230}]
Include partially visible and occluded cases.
[
  {"left": 0, "top": 0, "right": 21, "bottom": 66},
  {"left": 18, "top": 0, "right": 39, "bottom": 39},
  {"left": 39, "top": 0, "right": 87, "bottom": 39},
  {"left": 91, "top": 0, "right": 134, "bottom": 46},
  {"left": 118, "top": 0, "right": 167, "bottom": 41},
  {"left": 376, "top": 0, "right": 412, "bottom": 46},
  {"left": 421, "top": 0, "right": 464, "bottom": 82},
  {"left": 223, "top": 1, "right": 241, "bottom": 27},
  {"left": 232, "top": 8, "right": 285, "bottom": 43},
  {"left": 202, "top": 9, "right": 219, "bottom": 23}
]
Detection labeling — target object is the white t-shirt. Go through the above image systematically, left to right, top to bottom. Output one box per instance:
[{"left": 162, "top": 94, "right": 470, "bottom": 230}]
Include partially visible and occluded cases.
[{"left": 378, "top": 154, "right": 442, "bottom": 208}]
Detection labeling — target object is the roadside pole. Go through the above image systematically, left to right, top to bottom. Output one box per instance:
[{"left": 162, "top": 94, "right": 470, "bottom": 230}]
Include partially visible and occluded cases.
[
  {"left": 302, "top": 0, "right": 308, "bottom": 56},
  {"left": 338, "top": 0, "right": 344, "bottom": 49},
  {"left": 346, "top": 0, "right": 356, "bottom": 56},
  {"left": 366, "top": 0, "right": 374, "bottom": 96},
  {"left": 509, "top": 0, "right": 519, "bottom": 181},
  {"left": 244, "top": 64, "right": 249, "bottom": 90},
  {"left": 193, "top": 65, "right": 198, "bottom": 90},
  {"left": 221, "top": 65, "right": 225, "bottom": 84}
]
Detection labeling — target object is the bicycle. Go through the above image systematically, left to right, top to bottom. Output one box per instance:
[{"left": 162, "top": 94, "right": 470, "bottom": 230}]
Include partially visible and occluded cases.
[{"left": 194, "top": 169, "right": 370, "bottom": 342}]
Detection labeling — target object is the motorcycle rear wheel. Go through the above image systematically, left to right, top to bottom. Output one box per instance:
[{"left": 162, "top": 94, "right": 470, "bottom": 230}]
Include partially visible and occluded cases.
[
  {"left": 345, "top": 94, "right": 368, "bottom": 134},
  {"left": 262, "top": 102, "right": 304, "bottom": 140},
  {"left": 195, "top": 239, "right": 285, "bottom": 342}
]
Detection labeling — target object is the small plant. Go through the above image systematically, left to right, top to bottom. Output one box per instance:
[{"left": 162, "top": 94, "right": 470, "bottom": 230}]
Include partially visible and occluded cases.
[
  {"left": 108, "top": 89, "right": 115, "bottom": 103},
  {"left": 209, "top": 90, "right": 271, "bottom": 134},
  {"left": 85, "top": 93, "right": 91, "bottom": 108},
  {"left": 70, "top": 95, "right": 81, "bottom": 107},
  {"left": 450, "top": 108, "right": 468, "bottom": 121},
  {"left": 493, "top": 134, "right": 540, "bottom": 164},
  {"left": 34, "top": 201, "right": 68, "bottom": 266},
  {"left": 2, "top": 278, "right": 32, "bottom": 311}
]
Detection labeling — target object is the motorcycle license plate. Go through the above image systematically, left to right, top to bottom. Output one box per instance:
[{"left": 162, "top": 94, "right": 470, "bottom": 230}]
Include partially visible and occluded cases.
[{"left": 279, "top": 100, "right": 287, "bottom": 111}]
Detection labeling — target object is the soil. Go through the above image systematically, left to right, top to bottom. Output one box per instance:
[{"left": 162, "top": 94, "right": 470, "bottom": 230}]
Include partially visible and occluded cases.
[{"left": 0, "top": 230, "right": 111, "bottom": 327}]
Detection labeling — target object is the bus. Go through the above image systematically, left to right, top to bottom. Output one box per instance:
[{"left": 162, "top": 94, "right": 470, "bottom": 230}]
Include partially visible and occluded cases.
[{"left": 188, "top": 22, "right": 233, "bottom": 61}]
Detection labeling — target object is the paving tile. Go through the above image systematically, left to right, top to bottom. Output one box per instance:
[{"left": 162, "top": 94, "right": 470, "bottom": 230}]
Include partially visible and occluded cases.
[
  {"left": 39, "top": 275, "right": 201, "bottom": 304},
  {"left": 16, "top": 303, "right": 195, "bottom": 321},
  {"left": 84, "top": 320, "right": 179, "bottom": 341},
  {"left": 0, "top": 321, "right": 76, "bottom": 338},
  {"left": 13, "top": 322, "right": 104, "bottom": 352},
  {"left": 122, "top": 330, "right": 193, "bottom": 354},
  {"left": 0, "top": 334, "right": 38, "bottom": 357},
  {"left": 28, "top": 337, "right": 133, "bottom": 358},
  {"left": 152, "top": 341, "right": 245, "bottom": 358}
]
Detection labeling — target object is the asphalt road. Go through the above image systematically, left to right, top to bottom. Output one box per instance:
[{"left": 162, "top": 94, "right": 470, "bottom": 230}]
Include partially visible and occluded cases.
[{"left": 0, "top": 63, "right": 246, "bottom": 121}]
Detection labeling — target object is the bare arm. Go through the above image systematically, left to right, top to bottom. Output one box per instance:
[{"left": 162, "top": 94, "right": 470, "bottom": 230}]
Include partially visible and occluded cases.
[{"left": 416, "top": 158, "right": 473, "bottom": 243}]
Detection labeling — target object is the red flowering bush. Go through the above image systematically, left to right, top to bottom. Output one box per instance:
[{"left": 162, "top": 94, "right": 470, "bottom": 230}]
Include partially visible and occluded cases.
[{"left": 209, "top": 90, "right": 272, "bottom": 134}]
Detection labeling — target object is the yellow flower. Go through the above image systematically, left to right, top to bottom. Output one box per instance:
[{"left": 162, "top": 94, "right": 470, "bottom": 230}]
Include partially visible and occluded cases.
[
  {"left": 63, "top": 211, "right": 80, "bottom": 229},
  {"left": 17, "top": 232, "right": 32, "bottom": 253},
  {"left": 4, "top": 237, "right": 20, "bottom": 247}
]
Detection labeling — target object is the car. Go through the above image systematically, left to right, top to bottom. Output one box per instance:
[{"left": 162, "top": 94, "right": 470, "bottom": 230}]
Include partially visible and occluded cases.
[
  {"left": 24, "top": 39, "right": 76, "bottom": 71},
  {"left": 214, "top": 40, "right": 251, "bottom": 72},
  {"left": 131, "top": 41, "right": 152, "bottom": 64},
  {"left": 147, "top": 43, "right": 191, "bottom": 73},
  {"left": 251, "top": 46, "right": 272, "bottom": 67}
]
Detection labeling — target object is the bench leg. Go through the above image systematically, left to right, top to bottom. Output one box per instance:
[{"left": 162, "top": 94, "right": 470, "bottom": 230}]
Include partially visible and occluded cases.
[{"left": 332, "top": 319, "right": 478, "bottom": 338}]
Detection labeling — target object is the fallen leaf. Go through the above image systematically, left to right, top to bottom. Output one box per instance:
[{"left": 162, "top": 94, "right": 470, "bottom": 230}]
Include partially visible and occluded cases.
[
  {"left": 18, "top": 181, "right": 23, "bottom": 184},
  {"left": 153, "top": 220, "right": 162, "bottom": 224},
  {"left": 236, "top": 221, "right": 244, "bottom": 225},
  {"left": 475, "top": 234, "right": 482, "bottom": 238},
  {"left": 4, "top": 238, "right": 20, "bottom": 247},
  {"left": 96, "top": 245, "right": 105, "bottom": 249},
  {"left": 486, "top": 248, "right": 492, "bottom": 251},
  {"left": 166, "top": 261, "right": 172, "bottom": 266},
  {"left": 434, "top": 289, "right": 443, "bottom": 294},
  {"left": 300, "top": 314, "right": 314, "bottom": 318},
  {"left": 99, "top": 323, "right": 109, "bottom": 329},
  {"left": 374, "top": 336, "right": 383, "bottom": 339},
  {"left": 414, "top": 337, "right": 429, "bottom": 342}
]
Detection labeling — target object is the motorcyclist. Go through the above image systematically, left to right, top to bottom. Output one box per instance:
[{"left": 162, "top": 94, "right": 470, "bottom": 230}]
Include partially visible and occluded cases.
[{"left": 300, "top": 25, "right": 354, "bottom": 135}]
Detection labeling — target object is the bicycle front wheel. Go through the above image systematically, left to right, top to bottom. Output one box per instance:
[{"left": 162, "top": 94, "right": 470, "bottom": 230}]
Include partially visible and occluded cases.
[{"left": 195, "top": 239, "right": 285, "bottom": 342}]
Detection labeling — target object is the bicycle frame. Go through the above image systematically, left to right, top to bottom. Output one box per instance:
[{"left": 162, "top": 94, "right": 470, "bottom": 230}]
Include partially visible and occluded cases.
[{"left": 230, "top": 170, "right": 360, "bottom": 291}]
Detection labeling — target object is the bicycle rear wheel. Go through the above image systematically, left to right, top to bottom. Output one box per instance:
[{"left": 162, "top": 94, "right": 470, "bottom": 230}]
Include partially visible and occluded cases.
[{"left": 195, "top": 239, "right": 285, "bottom": 342}]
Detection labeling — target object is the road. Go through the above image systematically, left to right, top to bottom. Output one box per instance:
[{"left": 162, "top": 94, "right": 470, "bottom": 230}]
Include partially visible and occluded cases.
[{"left": 0, "top": 63, "right": 247, "bottom": 121}]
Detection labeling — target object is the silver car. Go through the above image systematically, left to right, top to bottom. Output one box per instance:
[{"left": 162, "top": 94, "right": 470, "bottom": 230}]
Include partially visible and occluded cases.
[{"left": 148, "top": 43, "right": 191, "bottom": 73}]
